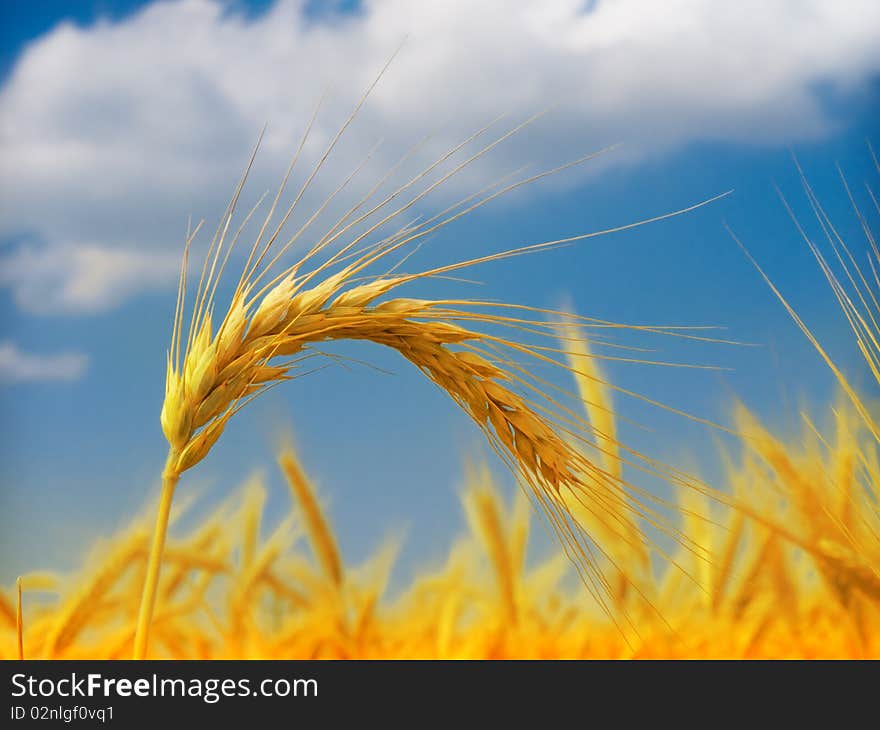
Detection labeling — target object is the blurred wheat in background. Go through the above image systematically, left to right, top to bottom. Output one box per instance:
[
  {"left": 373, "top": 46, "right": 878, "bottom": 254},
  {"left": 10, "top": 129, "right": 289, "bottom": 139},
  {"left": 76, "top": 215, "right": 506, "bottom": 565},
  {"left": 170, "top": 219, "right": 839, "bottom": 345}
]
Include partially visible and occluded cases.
[{"left": 4, "top": 391, "right": 878, "bottom": 659}]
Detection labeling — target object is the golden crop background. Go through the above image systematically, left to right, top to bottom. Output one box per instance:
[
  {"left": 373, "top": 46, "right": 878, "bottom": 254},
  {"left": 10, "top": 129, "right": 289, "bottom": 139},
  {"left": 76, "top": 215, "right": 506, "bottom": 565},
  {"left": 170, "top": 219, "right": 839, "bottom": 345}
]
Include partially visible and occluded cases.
[
  {"left": 3, "top": 138, "right": 878, "bottom": 659},
  {"left": 3, "top": 378, "right": 878, "bottom": 658}
]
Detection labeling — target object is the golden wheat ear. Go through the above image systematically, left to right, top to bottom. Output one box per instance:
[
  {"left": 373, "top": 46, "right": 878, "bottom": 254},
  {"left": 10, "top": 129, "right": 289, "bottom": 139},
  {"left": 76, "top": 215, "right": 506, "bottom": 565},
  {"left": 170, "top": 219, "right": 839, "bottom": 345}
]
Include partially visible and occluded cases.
[{"left": 133, "top": 56, "right": 731, "bottom": 656}]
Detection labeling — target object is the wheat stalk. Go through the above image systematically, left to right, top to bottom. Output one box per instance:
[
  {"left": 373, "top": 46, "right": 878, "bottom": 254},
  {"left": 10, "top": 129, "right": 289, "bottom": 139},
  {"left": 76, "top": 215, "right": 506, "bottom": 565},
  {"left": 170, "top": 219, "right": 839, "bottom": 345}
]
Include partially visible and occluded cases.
[
  {"left": 131, "top": 63, "right": 727, "bottom": 656},
  {"left": 16, "top": 577, "right": 23, "bottom": 661}
]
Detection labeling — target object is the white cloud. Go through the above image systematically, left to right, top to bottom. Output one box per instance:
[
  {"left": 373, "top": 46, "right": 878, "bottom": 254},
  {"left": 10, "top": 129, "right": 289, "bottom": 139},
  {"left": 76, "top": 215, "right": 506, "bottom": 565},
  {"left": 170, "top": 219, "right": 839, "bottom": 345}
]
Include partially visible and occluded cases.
[
  {"left": 0, "top": 0, "right": 877, "bottom": 314},
  {"left": 0, "top": 241, "right": 180, "bottom": 314},
  {"left": 0, "top": 341, "right": 88, "bottom": 383}
]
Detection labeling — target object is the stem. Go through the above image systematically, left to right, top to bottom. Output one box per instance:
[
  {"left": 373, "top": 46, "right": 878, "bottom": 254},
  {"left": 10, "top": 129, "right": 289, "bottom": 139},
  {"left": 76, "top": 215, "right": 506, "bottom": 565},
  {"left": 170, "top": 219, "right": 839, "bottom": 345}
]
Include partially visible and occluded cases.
[
  {"left": 133, "top": 453, "right": 179, "bottom": 659},
  {"left": 16, "top": 576, "right": 23, "bottom": 660}
]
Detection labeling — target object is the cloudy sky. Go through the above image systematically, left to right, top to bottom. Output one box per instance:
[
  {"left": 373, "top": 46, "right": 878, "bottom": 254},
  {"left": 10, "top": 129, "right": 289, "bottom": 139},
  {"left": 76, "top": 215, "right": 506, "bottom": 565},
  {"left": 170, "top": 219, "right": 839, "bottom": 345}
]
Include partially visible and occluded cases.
[{"left": 1, "top": 0, "right": 878, "bottom": 582}]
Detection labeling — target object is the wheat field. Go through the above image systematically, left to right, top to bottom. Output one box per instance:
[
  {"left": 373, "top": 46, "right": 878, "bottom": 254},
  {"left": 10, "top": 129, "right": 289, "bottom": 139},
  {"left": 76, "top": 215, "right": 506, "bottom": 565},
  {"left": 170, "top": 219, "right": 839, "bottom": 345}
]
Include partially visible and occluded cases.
[
  {"left": 3, "top": 83, "right": 878, "bottom": 659},
  {"left": 3, "top": 388, "right": 878, "bottom": 659}
]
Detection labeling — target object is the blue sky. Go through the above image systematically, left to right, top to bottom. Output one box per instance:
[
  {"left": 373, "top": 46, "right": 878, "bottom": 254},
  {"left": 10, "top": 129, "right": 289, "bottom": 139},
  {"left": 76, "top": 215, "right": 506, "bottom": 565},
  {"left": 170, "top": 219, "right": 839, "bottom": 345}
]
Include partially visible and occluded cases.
[{"left": 1, "top": 0, "right": 879, "bottom": 584}]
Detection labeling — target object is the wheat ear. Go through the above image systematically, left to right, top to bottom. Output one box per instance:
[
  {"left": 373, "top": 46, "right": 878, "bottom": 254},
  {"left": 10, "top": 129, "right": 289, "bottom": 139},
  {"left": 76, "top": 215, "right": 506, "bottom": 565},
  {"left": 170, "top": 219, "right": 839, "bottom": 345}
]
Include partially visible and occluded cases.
[{"left": 132, "top": 72, "right": 727, "bottom": 656}]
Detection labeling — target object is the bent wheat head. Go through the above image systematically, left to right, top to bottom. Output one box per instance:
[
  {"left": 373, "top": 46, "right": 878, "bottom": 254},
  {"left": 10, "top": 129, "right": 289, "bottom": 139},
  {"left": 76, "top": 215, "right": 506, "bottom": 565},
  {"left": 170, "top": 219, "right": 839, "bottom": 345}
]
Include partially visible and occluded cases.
[{"left": 135, "top": 69, "right": 727, "bottom": 657}]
